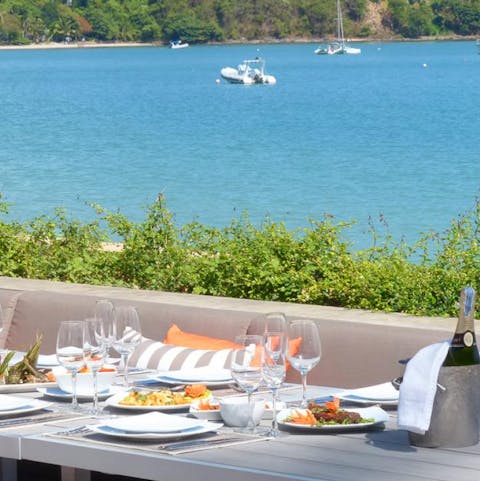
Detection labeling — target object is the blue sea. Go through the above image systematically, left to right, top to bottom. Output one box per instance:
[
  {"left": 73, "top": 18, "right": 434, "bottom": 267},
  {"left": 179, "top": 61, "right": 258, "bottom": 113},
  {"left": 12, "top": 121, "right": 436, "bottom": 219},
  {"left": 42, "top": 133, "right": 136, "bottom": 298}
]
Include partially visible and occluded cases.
[{"left": 1, "top": 41, "right": 479, "bottom": 250}]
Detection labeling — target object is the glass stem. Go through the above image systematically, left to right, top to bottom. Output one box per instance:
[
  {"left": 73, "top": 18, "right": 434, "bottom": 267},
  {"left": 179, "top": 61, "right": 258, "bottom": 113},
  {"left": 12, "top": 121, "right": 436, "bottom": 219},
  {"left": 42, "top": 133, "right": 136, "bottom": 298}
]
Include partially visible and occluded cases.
[
  {"left": 122, "top": 353, "right": 129, "bottom": 386},
  {"left": 92, "top": 369, "right": 99, "bottom": 415},
  {"left": 71, "top": 371, "right": 78, "bottom": 410},
  {"left": 301, "top": 372, "right": 308, "bottom": 408},
  {"left": 271, "top": 387, "right": 278, "bottom": 433},
  {"left": 247, "top": 391, "right": 256, "bottom": 433}
]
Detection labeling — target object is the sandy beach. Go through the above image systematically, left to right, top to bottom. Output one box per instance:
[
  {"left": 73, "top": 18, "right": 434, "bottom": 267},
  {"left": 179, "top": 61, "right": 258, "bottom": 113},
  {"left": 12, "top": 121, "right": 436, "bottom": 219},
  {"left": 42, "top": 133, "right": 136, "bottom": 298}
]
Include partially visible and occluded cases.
[
  {"left": 0, "top": 35, "right": 475, "bottom": 52},
  {"left": 0, "top": 41, "right": 157, "bottom": 51}
]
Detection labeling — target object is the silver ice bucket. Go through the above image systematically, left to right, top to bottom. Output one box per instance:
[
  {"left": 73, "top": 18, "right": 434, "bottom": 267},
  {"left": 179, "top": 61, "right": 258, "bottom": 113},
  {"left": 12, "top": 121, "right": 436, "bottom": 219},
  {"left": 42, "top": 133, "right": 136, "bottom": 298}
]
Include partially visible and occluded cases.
[{"left": 408, "top": 365, "right": 480, "bottom": 448}]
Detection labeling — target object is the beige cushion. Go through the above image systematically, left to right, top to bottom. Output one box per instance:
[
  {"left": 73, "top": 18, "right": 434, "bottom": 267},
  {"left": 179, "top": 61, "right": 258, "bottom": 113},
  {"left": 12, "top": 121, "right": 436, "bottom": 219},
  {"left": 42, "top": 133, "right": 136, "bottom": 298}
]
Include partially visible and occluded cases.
[
  {"left": 0, "top": 290, "right": 22, "bottom": 349},
  {"left": 5, "top": 290, "right": 254, "bottom": 355},
  {"left": 129, "top": 337, "right": 233, "bottom": 371}
]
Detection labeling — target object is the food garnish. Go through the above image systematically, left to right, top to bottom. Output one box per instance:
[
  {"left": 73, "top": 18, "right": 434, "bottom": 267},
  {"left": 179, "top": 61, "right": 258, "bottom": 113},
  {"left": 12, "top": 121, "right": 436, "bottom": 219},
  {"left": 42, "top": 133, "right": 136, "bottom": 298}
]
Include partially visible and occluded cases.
[
  {"left": 2, "top": 334, "right": 52, "bottom": 385},
  {"left": 118, "top": 384, "right": 211, "bottom": 407},
  {"left": 285, "top": 397, "right": 374, "bottom": 426},
  {"left": 196, "top": 398, "right": 220, "bottom": 411}
]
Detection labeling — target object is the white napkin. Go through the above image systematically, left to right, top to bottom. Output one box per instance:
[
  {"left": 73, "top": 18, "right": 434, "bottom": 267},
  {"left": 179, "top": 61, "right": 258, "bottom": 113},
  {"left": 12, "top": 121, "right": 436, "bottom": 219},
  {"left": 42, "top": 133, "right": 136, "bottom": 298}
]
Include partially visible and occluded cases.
[
  {"left": 397, "top": 341, "right": 449, "bottom": 435},
  {"left": 336, "top": 382, "right": 399, "bottom": 401}
]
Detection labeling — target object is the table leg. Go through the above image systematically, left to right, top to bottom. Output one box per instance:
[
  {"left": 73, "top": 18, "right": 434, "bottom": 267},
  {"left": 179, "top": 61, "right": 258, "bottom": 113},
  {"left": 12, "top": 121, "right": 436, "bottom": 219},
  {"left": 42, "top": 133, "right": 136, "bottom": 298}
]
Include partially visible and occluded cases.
[
  {"left": 0, "top": 459, "right": 17, "bottom": 481},
  {"left": 61, "top": 466, "right": 91, "bottom": 481}
]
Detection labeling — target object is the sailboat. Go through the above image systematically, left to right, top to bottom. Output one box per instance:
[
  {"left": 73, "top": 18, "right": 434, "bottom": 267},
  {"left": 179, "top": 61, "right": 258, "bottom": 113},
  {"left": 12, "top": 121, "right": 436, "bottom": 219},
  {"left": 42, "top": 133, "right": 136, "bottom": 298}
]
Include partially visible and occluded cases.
[{"left": 315, "top": 0, "right": 361, "bottom": 55}]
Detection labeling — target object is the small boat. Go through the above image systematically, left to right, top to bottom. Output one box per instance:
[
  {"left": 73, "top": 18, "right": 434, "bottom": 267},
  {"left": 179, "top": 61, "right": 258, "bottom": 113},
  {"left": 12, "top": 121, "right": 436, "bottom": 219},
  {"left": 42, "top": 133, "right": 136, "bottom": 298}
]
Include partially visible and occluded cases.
[
  {"left": 315, "top": 0, "right": 361, "bottom": 55},
  {"left": 476, "top": 39, "right": 480, "bottom": 54},
  {"left": 170, "top": 40, "right": 189, "bottom": 49},
  {"left": 220, "top": 58, "right": 276, "bottom": 85}
]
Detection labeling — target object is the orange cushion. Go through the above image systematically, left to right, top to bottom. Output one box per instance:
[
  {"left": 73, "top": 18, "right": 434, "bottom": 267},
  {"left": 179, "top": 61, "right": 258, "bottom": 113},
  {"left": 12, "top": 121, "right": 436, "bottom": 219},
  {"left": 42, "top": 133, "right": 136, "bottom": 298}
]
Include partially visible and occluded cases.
[
  {"left": 164, "top": 324, "right": 237, "bottom": 350},
  {"left": 164, "top": 324, "right": 302, "bottom": 370}
]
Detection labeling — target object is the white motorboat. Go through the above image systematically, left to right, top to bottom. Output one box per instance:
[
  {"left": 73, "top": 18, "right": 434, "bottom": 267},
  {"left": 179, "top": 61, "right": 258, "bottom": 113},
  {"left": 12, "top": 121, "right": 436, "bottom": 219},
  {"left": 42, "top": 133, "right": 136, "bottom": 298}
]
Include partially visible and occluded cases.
[
  {"left": 315, "top": 0, "right": 361, "bottom": 55},
  {"left": 170, "top": 40, "right": 189, "bottom": 49},
  {"left": 220, "top": 58, "right": 276, "bottom": 85}
]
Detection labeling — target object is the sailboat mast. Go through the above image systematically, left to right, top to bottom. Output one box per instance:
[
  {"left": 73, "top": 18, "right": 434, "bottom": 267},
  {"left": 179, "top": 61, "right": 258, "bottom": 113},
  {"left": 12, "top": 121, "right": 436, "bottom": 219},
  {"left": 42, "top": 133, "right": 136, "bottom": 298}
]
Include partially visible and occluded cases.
[{"left": 337, "top": 0, "right": 345, "bottom": 44}]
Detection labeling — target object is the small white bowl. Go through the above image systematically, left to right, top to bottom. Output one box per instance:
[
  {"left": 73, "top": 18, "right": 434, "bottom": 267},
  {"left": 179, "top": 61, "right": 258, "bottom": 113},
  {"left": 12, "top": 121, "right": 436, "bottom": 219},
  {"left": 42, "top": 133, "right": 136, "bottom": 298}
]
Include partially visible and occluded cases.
[
  {"left": 53, "top": 366, "right": 116, "bottom": 395},
  {"left": 219, "top": 397, "right": 265, "bottom": 427},
  {"left": 189, "top": 398, "right": 222, "bottom": 421},
  {"left": 263, "top": 400, "right": 287, "bottom": 419}
]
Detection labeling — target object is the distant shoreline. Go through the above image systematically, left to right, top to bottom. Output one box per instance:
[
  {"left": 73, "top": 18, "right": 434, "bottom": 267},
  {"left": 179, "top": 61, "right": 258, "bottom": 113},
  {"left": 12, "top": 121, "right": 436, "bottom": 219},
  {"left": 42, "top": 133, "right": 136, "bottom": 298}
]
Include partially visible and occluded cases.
[{"left": 0, "top": 35, "right": 478, "bottom": 51}]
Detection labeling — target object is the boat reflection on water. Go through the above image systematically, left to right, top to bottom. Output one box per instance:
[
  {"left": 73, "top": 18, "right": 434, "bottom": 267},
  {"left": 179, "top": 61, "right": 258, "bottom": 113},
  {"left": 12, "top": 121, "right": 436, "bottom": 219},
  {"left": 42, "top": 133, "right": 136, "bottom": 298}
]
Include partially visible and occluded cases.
[{"left": 220, "top": 58, "right": 276, "bottom": 85}]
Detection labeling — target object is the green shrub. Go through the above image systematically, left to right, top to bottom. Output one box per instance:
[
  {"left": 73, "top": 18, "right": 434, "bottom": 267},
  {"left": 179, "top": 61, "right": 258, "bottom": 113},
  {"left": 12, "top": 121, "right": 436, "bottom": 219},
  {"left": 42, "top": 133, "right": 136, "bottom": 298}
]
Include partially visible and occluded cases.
[{"left": 0, "top": 192, "right": 479, "bottom": 318}]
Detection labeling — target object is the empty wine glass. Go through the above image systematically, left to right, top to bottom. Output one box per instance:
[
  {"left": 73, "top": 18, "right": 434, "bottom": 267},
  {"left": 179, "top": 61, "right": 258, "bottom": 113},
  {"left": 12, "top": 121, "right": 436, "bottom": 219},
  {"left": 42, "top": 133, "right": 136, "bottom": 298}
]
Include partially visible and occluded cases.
[
  {"left": 95, "top": 299, "right": 115, "bottom": 359},
  {"left": 0, "top": 304, "right": 4, "bottom": 360},
  {"left": 112, "top": 306, "right": 142, "bottom": 387},
  {"left": 264, "top": 312, "right": 287, "bottom": 337},
  {"left": 84, "top": 318, "right": 107, "bottom": 416},
  {"left": 287, "top": 319, "right": 321, "bottom": 408},
  {"left": 56, "top": 320, "right": 86, "bottom": 411},
  {"left": 263, "top": 331, "right": 286, "bottom": 437},
  {"left": 230, "top": 334, "right": 264, "bottom": 434}
]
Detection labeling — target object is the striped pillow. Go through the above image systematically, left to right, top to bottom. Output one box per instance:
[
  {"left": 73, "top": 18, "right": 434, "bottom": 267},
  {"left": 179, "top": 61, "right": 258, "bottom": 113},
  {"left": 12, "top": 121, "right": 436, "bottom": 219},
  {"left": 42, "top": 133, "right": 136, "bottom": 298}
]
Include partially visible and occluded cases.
[{"left": 129, "top": 336, "right": 234, "bottom": 371}]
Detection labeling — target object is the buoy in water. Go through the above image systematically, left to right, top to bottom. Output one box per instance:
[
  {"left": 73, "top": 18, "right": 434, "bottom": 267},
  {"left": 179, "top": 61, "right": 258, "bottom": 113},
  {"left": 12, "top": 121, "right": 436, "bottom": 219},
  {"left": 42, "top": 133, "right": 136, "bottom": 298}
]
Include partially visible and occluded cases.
[{"left": 215, "top": 78, "right": 221, "bottom": 84}]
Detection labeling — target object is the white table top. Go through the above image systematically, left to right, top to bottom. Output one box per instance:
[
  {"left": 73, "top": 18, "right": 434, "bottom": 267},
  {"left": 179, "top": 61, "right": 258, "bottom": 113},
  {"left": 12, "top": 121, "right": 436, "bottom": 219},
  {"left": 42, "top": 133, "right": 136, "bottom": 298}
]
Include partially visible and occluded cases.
[{"left": 1, "top": 384, "right": 480, "bottom": 481}]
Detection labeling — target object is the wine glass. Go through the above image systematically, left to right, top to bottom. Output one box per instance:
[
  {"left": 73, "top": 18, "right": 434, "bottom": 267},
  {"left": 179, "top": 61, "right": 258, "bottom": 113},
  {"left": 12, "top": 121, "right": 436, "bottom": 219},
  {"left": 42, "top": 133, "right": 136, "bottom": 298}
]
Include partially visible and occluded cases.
[
  {"left": 95, "top": 299, "right": 115, "bottom": 359},
  {"left": 0, "top": 304, "right": 4, "bottom": 360},
  {"left": 112, "top": 306, "right": 142, "bottom": 387},
  {"left": 84, "top": 318, "right": 107, "bottom": 416},
  {"left": 287, "top": 319, "right": 321, "bottom": 408},
  {"left": 56, "top": 320, "right": 86, "bottom": 411},
  {"left": 263, "top": 331, "right": 286, "bottom": 437},
  {"left": 230, "top": 334, "right": 264, "bottom": 434}
]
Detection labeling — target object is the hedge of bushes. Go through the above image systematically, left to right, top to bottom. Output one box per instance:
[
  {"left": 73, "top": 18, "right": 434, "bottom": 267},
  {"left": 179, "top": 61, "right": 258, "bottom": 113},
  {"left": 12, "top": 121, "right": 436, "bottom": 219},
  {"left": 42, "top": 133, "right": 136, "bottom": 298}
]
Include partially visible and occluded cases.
[{"left": 0, "top": 193, "right": 478, "bottom": 318}]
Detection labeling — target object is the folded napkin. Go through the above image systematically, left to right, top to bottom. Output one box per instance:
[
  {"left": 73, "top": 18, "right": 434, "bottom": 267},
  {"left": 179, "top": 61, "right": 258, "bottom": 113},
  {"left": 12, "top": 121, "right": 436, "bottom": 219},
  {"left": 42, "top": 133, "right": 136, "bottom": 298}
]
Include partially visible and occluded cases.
[
  {"left": 397, "top": 341, "right": 449, "bottom": 435},
  {"left": 336, "top": 382, "right": 399, "bottom": 402},
  {"left": 104, "top": 412, "right": 208, "bottom": 433}
]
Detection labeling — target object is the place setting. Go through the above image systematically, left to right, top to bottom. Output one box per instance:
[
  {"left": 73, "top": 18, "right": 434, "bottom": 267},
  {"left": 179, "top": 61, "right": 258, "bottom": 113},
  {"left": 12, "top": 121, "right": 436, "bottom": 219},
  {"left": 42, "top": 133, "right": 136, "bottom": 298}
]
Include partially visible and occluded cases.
[{"left": 48, "top": 409, "right": 264, "bottom": 455}]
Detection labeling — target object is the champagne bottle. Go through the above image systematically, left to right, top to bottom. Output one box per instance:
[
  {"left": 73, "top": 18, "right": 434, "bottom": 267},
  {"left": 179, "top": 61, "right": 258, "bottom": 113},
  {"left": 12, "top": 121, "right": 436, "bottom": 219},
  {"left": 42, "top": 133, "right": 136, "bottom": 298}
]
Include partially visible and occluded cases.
[{"left": 443, "top": 286, "right": 480, "bottom": 366}]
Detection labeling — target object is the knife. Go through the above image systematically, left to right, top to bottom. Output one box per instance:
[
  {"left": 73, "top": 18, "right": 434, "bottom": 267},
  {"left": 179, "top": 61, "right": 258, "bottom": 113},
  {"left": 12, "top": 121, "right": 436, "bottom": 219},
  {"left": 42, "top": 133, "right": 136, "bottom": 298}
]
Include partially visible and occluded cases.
[{"left": 159, "top": 435, "right": 243, "bottom": 452}]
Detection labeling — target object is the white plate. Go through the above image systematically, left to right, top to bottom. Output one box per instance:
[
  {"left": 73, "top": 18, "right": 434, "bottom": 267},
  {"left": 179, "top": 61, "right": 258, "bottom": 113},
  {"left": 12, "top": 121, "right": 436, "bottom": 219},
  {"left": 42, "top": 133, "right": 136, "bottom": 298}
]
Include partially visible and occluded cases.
[
  {"left": 156, "top": 367, "right": 233, "bottom": 387},
  {"left": 158, "top": 367, "right": 232, "bottom": 383},
  {"left": 155, "top": 376, "right": 232, "bottom": 388},
  {"left": 0, "top": 381, "right": 57, "bottom": 394},
  {"left": 335, "top": 383, "right": 399, "bottom": 406},
  {"left": 37, "top": 386, "right": 122, "bottom": 401},
  {"left": 104, "top": 390, "right": 192, "bottom": 411},
  {"left": 0, "top": 394, "right": 35, "bottom": 411},
  {"left": 0, "top": 398, "right": 52, "bottom": 417},
  {"left": 277, "top": 406, "right": 389, "bottom": 431},
  {"left": 105, "top": 411, "right": 210, "bottom": 433},
  {"left": 90, "top": 420, "right": 222, "bottom": 440}
]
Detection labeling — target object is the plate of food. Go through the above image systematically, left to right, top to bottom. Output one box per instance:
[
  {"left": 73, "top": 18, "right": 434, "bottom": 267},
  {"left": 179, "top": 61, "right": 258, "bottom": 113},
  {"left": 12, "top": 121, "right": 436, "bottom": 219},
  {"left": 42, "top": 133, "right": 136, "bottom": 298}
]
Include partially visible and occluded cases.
[
  {"left": 0, "top": 337, "right": 57, "bottom": 393},
  {"left": 105, "top": 384, "right": 211, "bottom": 411},
  {"left": 189, "top": 398, "right": 222, "bottom": 421},
  {"left": 277, "top": 398, "right": 389, "bottom": 432}
]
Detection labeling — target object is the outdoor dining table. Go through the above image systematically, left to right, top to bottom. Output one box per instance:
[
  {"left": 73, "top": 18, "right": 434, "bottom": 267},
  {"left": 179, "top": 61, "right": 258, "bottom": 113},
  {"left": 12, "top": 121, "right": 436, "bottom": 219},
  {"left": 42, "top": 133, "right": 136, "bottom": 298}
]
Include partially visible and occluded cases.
[{"left": 0, "top": 382, "right": 479, "bottom": 481}]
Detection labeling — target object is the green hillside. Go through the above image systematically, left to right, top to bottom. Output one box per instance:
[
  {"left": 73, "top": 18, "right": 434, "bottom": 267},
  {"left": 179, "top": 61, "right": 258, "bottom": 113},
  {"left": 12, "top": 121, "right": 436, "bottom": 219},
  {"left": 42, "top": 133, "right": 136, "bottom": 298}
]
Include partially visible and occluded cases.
[{"left": 0, "top": 0, "right": 479, "bottom": 45}]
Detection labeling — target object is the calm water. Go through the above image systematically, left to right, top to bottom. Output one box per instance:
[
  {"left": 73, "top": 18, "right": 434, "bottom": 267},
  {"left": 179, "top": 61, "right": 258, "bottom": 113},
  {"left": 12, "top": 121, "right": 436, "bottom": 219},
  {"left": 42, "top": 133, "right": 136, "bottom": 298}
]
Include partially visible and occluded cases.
[{"left": 1, "top": 41, "right": 479, "bottom": 249}]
